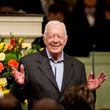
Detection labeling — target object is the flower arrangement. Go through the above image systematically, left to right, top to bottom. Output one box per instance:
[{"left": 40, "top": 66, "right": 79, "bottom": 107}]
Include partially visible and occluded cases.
[{"left": 0, "top": 35, "right": 43, "bottom": 91}]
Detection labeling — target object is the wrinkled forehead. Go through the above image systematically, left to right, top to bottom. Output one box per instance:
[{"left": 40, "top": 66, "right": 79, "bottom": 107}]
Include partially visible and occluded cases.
[{"left": 46, "top": 23, "right": 65, "bottom": 35}]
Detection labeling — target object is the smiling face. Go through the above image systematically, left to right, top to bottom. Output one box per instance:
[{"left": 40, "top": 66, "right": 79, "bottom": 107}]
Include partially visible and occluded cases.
[{"left": 43, "top": 21, "right": 67, "bottom": 59}]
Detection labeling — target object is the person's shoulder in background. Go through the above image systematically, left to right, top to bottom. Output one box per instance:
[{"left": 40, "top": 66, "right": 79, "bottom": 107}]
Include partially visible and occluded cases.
[{"left": 0, "top": 93, "right": 22, "bottom": 110}]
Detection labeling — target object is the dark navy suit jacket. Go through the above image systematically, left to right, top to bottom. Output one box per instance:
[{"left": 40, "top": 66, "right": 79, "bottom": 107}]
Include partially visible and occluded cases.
[{"left": 11, "top": 49, "right": 87, "bottom": 110}]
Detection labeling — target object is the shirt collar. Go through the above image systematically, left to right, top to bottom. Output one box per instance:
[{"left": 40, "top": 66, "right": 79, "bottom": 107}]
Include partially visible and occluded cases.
[{"left": 46, "top": 48, "right": 64, "bottom": 63}]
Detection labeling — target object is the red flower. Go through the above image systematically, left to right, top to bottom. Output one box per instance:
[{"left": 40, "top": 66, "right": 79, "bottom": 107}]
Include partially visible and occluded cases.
[
  {"left": 11, "top": 37, "right": 16, "bottom": 46},
  {"left": 8, "top": 59, "right": 19, "bottom": 69},
  {"left": 0, "top": 62, "right": 4, "bottom": 73}
]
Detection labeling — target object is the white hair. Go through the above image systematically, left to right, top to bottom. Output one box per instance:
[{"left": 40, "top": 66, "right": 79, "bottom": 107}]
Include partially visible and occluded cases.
[{"left": 43, "top": 20, "right": 68, "bottom": 37}]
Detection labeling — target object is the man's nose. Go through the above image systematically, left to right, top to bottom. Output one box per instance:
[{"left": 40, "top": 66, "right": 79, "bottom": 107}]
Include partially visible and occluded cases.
[{"left": 53, "top": 35, "right": 59, "bottom": 41}]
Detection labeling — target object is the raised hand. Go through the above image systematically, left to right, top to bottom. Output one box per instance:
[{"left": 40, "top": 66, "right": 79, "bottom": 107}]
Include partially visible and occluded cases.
[
  {"left": 11, "top": 64, "right": 25, "bottom": 85},
  {"left": 87, "top": 71, "right": 107, "bottom": 90}
]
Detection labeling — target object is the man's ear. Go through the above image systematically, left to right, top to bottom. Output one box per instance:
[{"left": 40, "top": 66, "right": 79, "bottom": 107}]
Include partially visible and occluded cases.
[{"left": 43, "top": 36, "right": 46, "bottom": 45}]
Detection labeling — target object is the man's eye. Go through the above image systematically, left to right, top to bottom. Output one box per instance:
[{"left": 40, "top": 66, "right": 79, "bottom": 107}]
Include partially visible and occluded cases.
[
  {"left": 48, "top": 34, "right": 63, "bottom": 39},
  {"left": 49, "top": 35, "right": 54, "bottom": 38}
]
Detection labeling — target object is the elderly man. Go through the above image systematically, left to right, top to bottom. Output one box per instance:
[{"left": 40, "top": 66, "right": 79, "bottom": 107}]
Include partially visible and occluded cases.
[{"left": 11, "top": 21, "right": 106, "bottom": 110}]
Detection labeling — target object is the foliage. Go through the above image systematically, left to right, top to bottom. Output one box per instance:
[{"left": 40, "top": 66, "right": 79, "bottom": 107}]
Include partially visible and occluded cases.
[{"left": 0, "top": 36, "right": 43, "bottom": 90}]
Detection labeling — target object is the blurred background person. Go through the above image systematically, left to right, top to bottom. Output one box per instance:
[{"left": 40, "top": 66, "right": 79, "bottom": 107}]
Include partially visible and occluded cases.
[
  {"left": 0, "top": 0, "right": 20, "bottom": 14},
  {"left": 17, "top": 0, "right": 44, "bottom": 14},
  {"left": 40, "top": 0, "right": 55, "bottom": 16},
  {"left": 64, "top": 0, "right": 105, "bottom": 57},
  {"left": 71, "top": 0, "right": 104, "bottom": 27},
  {"left": 94, "top": 0, "right": 110, "bottom": 52},
  {"left": 102, "top": 0, "right": 110, "bottom": 27},
  {"left": 63, "top": 84, "right": 95, "bottom": 110},
  {"left": 0, "top": 93, "right": 22, "bottom": 110},
  {"left": 32, "top": 98, "right": 64, "bottom": 110}
]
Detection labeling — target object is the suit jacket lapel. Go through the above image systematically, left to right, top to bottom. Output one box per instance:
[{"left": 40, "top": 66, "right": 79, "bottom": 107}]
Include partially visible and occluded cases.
[
  {"left": 35, "top": 50, "right": 59, "bottom": 90},
  {"left": 61, "top": 54, "right": 74, "bottom": 92}
]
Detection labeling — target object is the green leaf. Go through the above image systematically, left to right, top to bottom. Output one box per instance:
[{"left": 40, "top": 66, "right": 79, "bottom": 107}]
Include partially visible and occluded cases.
[{"left": 5, "top": 53, "right": 17, "bottom": 63}]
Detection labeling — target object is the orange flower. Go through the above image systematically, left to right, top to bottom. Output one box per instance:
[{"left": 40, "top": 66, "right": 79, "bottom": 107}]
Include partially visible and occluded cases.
[
  {"left": 8, "top": 44, "right": 13, "bottom": 50},
  {"left": 8, "top": 59, "right": 19, "bottom": 69},
  {"left": 0, "top": 62, "right": 4, "bottom": 73}
]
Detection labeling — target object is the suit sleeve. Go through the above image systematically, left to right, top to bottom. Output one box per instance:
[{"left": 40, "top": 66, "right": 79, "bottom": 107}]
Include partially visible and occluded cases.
[{"left": 10, "top": 58, "right": 29, "bottom": 102}]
